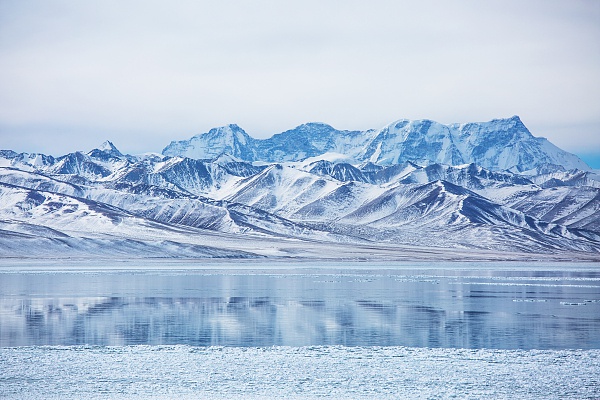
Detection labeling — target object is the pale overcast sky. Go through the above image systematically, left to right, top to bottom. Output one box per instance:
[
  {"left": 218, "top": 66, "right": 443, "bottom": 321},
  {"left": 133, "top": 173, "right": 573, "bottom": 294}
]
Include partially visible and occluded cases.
[{"left": 1, "top": 0, "right": 599, "bottom": 166}]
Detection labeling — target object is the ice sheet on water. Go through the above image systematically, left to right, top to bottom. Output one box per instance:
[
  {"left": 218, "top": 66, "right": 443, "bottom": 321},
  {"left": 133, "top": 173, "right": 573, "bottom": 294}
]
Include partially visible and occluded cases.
[
  {"left": 512, "top": 299, "right": 547, "bottom": 302},
  {"left": 1, "top": 345, "right": 599, "bottom": 399}
]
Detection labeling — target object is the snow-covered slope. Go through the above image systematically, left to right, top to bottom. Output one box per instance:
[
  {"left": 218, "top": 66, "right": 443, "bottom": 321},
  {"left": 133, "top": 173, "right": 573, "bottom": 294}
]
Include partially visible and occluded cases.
[
  {"left": 1, "top": 121, "right": 598, "bottom": 260},
  {"left": 224, "top": 164, "right": 348, "bottom": 216},
  {"left": 0, "top": 166, "right": 341, "bottom": 243},
  {"left": 228, "top": 172, "right": 599, "bottom": 252},
  {"left": 0, "top": 181, "right": 350, "bottom": 259},
  {"left": 503, "top": 185, "right": 600, "bottom": 234}
]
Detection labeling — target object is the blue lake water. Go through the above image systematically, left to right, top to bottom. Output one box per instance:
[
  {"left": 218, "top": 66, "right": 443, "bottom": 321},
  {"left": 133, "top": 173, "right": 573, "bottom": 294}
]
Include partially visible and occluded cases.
[{"left": 1, "top": 262, "right": 599, "bottom": 349}]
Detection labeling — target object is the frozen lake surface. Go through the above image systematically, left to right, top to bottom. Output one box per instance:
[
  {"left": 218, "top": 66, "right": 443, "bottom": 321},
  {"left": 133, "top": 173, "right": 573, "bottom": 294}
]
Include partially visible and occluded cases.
[
  {"left": 1, "top": 260, "right": 599, "bottom": 398},
  {"left": 2, "top": 345, "right": 599, "bottom": 399}
]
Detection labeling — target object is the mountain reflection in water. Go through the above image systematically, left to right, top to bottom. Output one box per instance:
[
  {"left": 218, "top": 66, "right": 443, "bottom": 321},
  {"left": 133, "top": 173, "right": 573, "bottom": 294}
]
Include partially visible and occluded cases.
[{"left": 1, "top": 268, "right": 599, "bottom": 349}]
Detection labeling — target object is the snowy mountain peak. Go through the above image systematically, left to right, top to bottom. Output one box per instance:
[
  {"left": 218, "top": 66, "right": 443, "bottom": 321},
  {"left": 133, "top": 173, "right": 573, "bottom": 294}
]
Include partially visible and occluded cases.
[
  {"left": 492, "top": 115, "right": 524, "bottom": 126},
  {"left": 449, "top": 116, "right": 590, "bottom": 172},
  {"left": 453, "top": 116, "right": 532, "bottom": 141},
  {"left": 160, "top": 117, "right": 589, "bottom": 172},
  {"left": 293, "top": 122, "right": 336, "bottom": 131},
  {"left": 162, "top": 124, "right": 255, "bottom": 160},
  {"left": 206, "top": 124, "right": 247, "bottom": 137},
  {"left": 89, "top": 140, "right": 123, "bottom": 158},
  {"left": 99, "top": 140, "right": 120, "bottom": 152}
]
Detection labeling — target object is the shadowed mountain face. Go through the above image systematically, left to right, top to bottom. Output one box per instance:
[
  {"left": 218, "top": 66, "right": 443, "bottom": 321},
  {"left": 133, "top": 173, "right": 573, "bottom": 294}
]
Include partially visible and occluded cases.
[{"left": 1, "top": 116, "right": 599, "bottom": 259}]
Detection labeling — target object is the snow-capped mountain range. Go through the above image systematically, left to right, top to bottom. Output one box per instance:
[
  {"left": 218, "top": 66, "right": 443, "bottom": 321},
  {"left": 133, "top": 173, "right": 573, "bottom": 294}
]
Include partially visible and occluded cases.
[
  {"left": 1, "top": 116, "right": 599, "bottom": 260},
  {"left": 163, "top": 116, "right": 589, "bottom": 172}
]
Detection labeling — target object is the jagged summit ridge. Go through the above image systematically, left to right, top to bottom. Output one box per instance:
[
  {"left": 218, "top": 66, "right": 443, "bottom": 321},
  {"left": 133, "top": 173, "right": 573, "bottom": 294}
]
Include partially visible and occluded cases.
[
  {"left": 161, "top": 116, "right": 590, "bottom": 172},
  {"left": 163, "top": 124, "right": 256, "bottom": 161},
  {"left": 86, "top": 140, "right": 126, "bottom": 162},
  {"left": 97, "top": 140, "right": 122, "bottom": 155}
]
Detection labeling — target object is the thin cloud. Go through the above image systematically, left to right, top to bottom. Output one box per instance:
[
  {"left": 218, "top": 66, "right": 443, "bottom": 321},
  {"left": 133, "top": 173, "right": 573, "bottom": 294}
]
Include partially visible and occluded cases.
[{"left": 0, "top": 0, "right": 598, "bottom": 158}]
